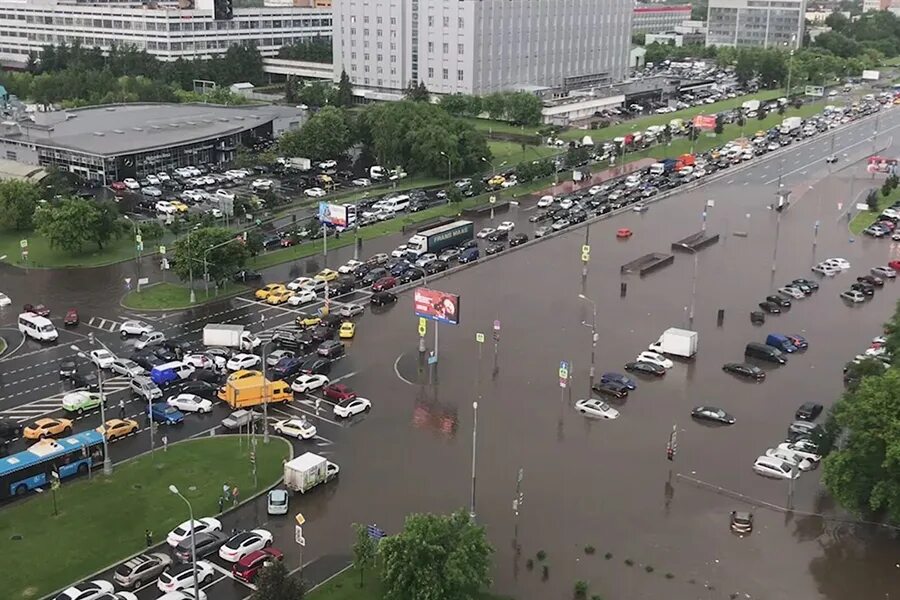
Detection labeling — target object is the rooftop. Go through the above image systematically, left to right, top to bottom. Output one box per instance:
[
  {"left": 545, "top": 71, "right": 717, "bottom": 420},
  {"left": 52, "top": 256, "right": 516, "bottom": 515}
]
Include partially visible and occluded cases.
[{"left": 0, "top": 103, "right": 303, "bottom": 157}]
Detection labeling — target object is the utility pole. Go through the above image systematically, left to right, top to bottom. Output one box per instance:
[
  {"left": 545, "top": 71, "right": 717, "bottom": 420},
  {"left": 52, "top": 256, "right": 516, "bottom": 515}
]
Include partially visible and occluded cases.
[
  {"left": 492, "top": 319, "right": 500, "bottom": 377},
  {"left": 471, "top": 332, "right": 485, "bottom": 520},
  {"left": 512, "top": 468, "right": 524, "bottom": 551}
]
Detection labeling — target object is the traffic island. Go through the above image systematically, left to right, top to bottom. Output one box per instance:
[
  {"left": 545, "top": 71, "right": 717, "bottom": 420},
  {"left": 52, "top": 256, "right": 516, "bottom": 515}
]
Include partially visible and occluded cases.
[
  {"left": 121, "top": 281, "right": 248, "bottom": 311},
  {"left": 2, "top": 436, "right": 290, "bottom": 600}
]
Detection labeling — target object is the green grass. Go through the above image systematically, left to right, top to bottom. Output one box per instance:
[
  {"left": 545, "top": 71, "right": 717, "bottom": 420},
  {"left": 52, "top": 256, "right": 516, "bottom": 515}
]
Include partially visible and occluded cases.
[
  {"left": 463, "top": 117, "right": 542, "bottom": 137},
  {"left": 486, "top": 140, "right": 560, "bottom": 168},
  {"left": 850, "top": 186, "right": 900, "bottom": 235},
  {"left": 0, "top": 231, "right": 150, "bottom": 269},
  {"left": 122, "top": 281, "right": 248, "bottom": 310},
  {"left": 0, "top": 437, "right": 290, "bottom": 600},
  {"left": 309, "top": 567, "right": 511, "bottom": 600}
]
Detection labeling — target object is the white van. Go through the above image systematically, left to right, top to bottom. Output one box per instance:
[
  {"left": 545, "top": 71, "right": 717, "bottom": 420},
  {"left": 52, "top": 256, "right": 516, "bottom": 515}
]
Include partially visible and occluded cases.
[
  {"left": 380, "top": 195, "right": 410, "bottom": 212},
  {"left": 18, "top": 312, "right": 58, "bottom": 342}
]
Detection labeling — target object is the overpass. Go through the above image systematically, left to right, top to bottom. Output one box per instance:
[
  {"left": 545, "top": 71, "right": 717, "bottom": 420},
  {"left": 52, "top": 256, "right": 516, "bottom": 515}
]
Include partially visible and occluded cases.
[{"left": 262, "top": 58, "right": 334, "bottom": 81}]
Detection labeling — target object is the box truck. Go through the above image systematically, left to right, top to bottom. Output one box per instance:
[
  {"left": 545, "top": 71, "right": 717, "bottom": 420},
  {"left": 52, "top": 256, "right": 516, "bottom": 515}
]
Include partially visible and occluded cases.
[
  {"left": 779, "top": 117, "right": 802, "bottom": 135},
  {"left": 406, "top": 220, "right": 474, "bottom": 258},
  {"left": 203, "top": 324, "right": 261, "bottom": 351},
  {"left": 648, "top": 328, "right": 698, "bottom": 358},
  {"left": 217, "top": 374, "right": 292, "bottom": 408},
  {"left": 284, "top": 452, "right": 340, "bottom": 493}
]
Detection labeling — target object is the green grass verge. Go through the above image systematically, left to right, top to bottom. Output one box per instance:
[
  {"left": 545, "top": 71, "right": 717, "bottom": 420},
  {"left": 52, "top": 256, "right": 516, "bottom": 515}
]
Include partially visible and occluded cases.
[
  {"left": 462, "top": 117, "right": 541, "bottom": 137},
  {"left": 487, "top": 140, "right": 560, "bottom": 167},
  {"left": 850, "top": 186, "right": 899, "bottom": 235},
  {"left": 0, "top": 231, "right": 149, "bottom": 269},
  {"left": 121, "top": 281, "right": 248, "bottom": 310},
  {"left": 0, "top": 336, "right": 7, "bottom": 356},
  {"left": 0, "top": 436, "right": 290, "bottom": 600},
  {"left": 308, "top": 567, "right": 510, "bottom": 600}
]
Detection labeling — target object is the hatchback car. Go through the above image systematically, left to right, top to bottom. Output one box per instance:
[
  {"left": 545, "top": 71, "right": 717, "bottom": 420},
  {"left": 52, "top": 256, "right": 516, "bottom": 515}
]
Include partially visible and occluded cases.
[
  {"left": 840, "top": 289, "right": 866, "bottom": 303},
  {"left": 795, "top": 402, "right": 823, "bottom": 421},
  {"left": 267, "top": 489, "right": 289, "bottom": 515},
  {"left": 174, "top": 530, "right": 230, "bottom": 563},
  {"left": 231, "top": 548, "right": 284, "bottom": 583}
]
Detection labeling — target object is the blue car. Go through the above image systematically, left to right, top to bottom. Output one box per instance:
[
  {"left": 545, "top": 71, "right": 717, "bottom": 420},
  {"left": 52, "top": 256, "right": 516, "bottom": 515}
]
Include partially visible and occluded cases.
[
  {"left": 458, "top": 248, "right": 479, "bottom": 263},
  {"left": 390, "top": 262, "right": 411, "bottom": 277},
  {"left": 600, "top": 372, "right": 636, "bottom": 390},
  {"left": 148, "top": 403, "right": 184, "bottom": 425}
]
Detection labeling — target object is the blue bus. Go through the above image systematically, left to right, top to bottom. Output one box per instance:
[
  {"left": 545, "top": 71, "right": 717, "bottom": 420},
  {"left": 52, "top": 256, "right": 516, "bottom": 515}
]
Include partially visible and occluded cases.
[{"left": 0, "top": 431, "right": 104, "bottom": 498}]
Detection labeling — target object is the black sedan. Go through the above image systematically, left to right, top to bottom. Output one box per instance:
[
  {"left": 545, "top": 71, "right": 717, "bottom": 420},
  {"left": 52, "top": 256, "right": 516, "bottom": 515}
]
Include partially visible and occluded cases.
[
  {"left": 529, "top": 212, "right": 551, "bottom": 223},
  {"left": 486, "top": 230, "right": 508, "bottom": 243},
  {"left": 509, "top": 233, "right": 529, "bottom": 247},
  {"left": 485, "top": 243, "right": 505, "bottom": 256},
  {"left": 424, "top": 260, "right": 449, "bottom": 275},
  {"left": 398, "top": 268, "right": 425, "bottom": 284},
  {"left": 233, "top": 270, "right": 262, "bottom": 282},
  {"left": 857, "top": 274, "right": 884, "bottom": 287},
  {"left": 850, "top": 282, "right": 875, "bottom": 296},
  {"left": 371, "top": 291, "right": 398, "bottom": 306},
  {"left": 766, "top": 294, "right": 791, "bottom": 308},
  {"left": 758, "top": 300, "right": 781, "bottom": 314},
  {"left": 300, "top": 357, "right": 331, "bottom": 375},
  {"left": 624, "top": 361, "right": 666, "bottom": 377},
  {"left": 722, "top": 362, "right": 766, "bottom": 380},
  {"left": 591, "top": 381, "right": 629, "bottom": 399},
  {"left": 691, "top": 406, "right": 735, "bottom": 425},
  {"left": 173, "top": 530, "right": 229, "bottom": 562}
]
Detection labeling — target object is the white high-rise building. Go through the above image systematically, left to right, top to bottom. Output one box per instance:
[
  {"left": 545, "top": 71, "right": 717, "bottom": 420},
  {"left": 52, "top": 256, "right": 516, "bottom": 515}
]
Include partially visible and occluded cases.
[
  {"left": 333, "top": 0, "right": 632, "bottom": 99},
  {"left": 706, "top": 0, "right": 806, "bottom": 49}
]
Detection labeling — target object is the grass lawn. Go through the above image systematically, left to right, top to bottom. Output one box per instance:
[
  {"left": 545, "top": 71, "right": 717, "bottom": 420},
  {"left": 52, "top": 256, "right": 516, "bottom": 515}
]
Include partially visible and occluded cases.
[
  {"left": 462, "top": 117, "right": 542, "bottom": 137},
  {"left": 486, "top": 140, "right": 560, "bottom": 168},
  {"left": 850, "top": 186, "right": 899, "bottom": 235},
  {"left": 0, "top": 231, "right": 147, "bottom": 269},
  {"left": 122, "top": 281, "right": 247, "bottom": 310},
  {"left": 0, "top": 436, "right": 290, "bottom": 600},
  {"left": 309, "top": 566, "right": 510, "bottom": 600}
]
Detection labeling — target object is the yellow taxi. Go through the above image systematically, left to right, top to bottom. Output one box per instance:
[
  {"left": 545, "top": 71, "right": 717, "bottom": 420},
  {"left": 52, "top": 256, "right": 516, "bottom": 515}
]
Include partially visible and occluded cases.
[
  {"left": 317, "top": 174, "right": 333, "bottom": 185},
  {"left": 488, "top": 175, "right": 505, "bottom": 187},
  {"left": 170, "top": 200, "right": 189, "bottom": 213},
  {"left": 315, "top": 269, "right": 339, "bottom": 282},
  {"left": 255, "top": 283, "right": 286, "bottom": 300},
  {"left": 267, "top": 289, "right": 293, "bottom": 305},
  {"left": 296, "top": 313, "right": 321, "bottom": 328},
  {"left": 339, "top": 321, "right": 356, "bottom": 339},
  {"left": 227, "top": 369, "right": 262, "bottom": 383},
  {"left": 24, "top": 417, "right": 73, "bottom": 440},
  {"left": 97, "top": 418, "right": 139, "bottom": 441}
]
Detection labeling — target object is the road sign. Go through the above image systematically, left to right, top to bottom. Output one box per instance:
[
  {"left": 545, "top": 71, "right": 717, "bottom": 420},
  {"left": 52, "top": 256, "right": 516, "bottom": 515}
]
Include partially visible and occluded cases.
[
  {"left": 489, "top": 195, "right": 496, "bottom": 204},
  {"left": 706, "top": 199, "right": 716, "bottom": 208},
  {"left": 135, "top": 234, "right": 142, "bottom": 244},
  {"left": 19, "top": 239, "right": 27, "bottom": 249},
  {"left": 137, "top": 242, "right": 144, "bottom": 252},
  {"left": 159, "top": 245, "right": 166, "bottom": 255},
  {"left": 582, "top": 245, "right": 590, "bottom": 254},
  {"left": 21, "top": 249, "right": 28, "bottom": 258},
  {"left": 161, "top": 258, "right": 170, "bottom": 270},
  {"left": 138, "top": 277, "right": 149, "bottom": 286},
  {"left": 418, "top": 317, "right": 427, "bottom": 337},
  {"left": 493, "top": 319, "right": 500, "bottom": 331},
  {"left": 476, "top": 332, "right": 485, "bottom": 344},
  {"left": 427, "top": 355, "right": 438, "bottom": 365},
  {"left": 558, "top": 360, "right": 569, "bottom": 379},
  {"left": 295, "top": 513, "right": 306, "bottom": 526},
  {"left": 367, "top": 524, "right": 387, "bottom": 540},
  {"left": 295, "top": 525, "right": 305, "bottom": 546}
]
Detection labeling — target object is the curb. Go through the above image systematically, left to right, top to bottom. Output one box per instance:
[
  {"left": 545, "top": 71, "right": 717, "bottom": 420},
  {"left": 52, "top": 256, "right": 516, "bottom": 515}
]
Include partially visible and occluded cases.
[
  {"left": 118, "top": 282, "right": 249, "bottom": 313},
  {"left": 0, "top": 336, "right": 7, "bottom": 357},
  {"left": 39, "top": 435, "right": 293, "bottom": 600}
]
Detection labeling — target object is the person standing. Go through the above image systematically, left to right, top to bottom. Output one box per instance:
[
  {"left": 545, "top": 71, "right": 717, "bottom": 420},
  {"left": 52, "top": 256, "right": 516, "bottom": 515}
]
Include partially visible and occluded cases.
[
  {"left": 119, "top": 399, "right": 126, "bottom": 419},
  {"left": 145, "top": 529, "right": 153, "bottom": 547}
]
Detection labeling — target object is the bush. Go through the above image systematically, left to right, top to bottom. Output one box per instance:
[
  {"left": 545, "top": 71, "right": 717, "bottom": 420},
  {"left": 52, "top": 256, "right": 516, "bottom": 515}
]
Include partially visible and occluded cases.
[
  {"left": 584, "top": 545, "right": 595, "bottom": 555},
  {"left": 536, "top": 550, "right": 547, "bottom": 561},
  {"left": 604, "top": 552, "right": 613, "bottom": 560},
  {"left": 526, "top": 559, "right": 534, "bottom": 570},
  {"left": 624, "top": 559, "right": 634, "bottom": 566},
  {"left": 542, "top": 565, "right": 549, "bottom": 580},
  {"left": 645, "top": 565, "right": 654, "bottom": 573},
  {"left": 665, "top": 572, "right": 675, "bottom": 579},
  {"left": 574, "top": 580, "right": 589, "bottom": 599}
]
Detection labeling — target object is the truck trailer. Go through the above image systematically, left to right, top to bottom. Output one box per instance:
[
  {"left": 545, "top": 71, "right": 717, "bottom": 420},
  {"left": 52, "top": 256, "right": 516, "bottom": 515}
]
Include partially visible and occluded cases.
[
  {"left": 406, "top": 220, "right": 474, "bottom": 258},
  {"left": 648, "top": 328, "right": 698, "bottom": 358},
  {"left": 284, "top": 452, "right": 340, "bottom": 493}
]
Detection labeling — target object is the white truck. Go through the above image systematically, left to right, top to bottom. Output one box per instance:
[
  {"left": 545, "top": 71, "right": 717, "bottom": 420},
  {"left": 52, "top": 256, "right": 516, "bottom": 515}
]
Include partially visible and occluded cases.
[
  {"left": 741, "top": 99, "right": 761, "bottom": 112},
  {"left": 779, "top": 117, "right": 802, "bottom": 136},
  {"left": 288, "top": 157, "right": 311, "bottom": 171},
  {"left": 203, "top": 324, "right": 261, "bottom": 351},
  {"left": 648, "top": 328, "right": 698, "bottom": 358},
  {"left": 284, "top": 452, "right": 340, "bottom": 493}
]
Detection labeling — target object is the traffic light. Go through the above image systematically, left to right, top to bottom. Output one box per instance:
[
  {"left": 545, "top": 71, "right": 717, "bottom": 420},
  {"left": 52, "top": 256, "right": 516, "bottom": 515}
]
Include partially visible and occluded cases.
[{"left": 214, "top": 0, "right": 233, "bottom": 20}]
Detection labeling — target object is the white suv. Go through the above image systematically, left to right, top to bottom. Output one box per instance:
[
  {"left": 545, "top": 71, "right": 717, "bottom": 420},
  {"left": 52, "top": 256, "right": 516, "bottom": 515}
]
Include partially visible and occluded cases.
[{"left": 120, "top": 320, "right": 154, "bottom": 338}]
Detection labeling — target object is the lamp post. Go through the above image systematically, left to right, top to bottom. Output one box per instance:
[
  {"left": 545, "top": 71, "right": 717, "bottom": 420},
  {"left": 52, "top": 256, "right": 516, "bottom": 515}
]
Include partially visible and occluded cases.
[
  {"left": 785, "top": 35, "right": 797, "bottom": 100},
  {"left": 440, "top": 151, "right": 452, "bottom": 185},
  {"left": 480, "top": 157, "right": 507, "bottom": 182},
  {"left": 354, "top": 193, "right": 366, "bottom": 261},
  {"left": 187, "top": 226, "right": 196, "bottom": 305},
  {"left": 202, "top": 237, "right": 241, "bottom": 298},
  {"left": 578, "top": 294, "right": 597, "bottom": 394},
  {"left": 471, "top": 333, "right": 485, "bottom": 520},
  {"left": 260, "top": 340, "right": 273, "bottom": 443},
  {"left": 71, "top": 343, "right": 112, "bottom": 476},
  {"left": 168, "top": 485, "right": 200, "bottom": 600}
]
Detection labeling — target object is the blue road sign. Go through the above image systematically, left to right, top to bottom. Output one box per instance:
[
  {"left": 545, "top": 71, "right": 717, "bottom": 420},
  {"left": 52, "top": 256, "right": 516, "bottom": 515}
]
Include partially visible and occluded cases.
[{"left": 367, "top": 524, "right": 387, "bottom": 540}]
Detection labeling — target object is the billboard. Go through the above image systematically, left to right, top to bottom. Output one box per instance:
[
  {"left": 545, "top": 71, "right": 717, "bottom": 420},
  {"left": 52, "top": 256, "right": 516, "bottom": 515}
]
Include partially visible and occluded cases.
[
  {"left": 862, "top": 70, "right": 881, "bottom": 81},
  {"left": 804, "top": 85, "right": 824, "bottom": 97},
  {"left": 692, "top": 115, "right": 716, "bottom": 130},
  {"left": 318, "top": 202, "right": 348, "bottom": 228},
  {"left": 414, "top": 287, "right": 460, "bottom": 325}
]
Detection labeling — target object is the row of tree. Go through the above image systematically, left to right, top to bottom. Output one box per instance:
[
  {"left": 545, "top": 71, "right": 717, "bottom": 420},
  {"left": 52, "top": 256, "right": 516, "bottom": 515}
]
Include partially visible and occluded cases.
[
  {"left": 820, "top": 10, "right": 900, "bottom": 59},
  {"left": 276, "top": 37, "right": 333, "bottom": 64},
  {"left": 440, "top": 91, "right": 543, "bottom": 126}
]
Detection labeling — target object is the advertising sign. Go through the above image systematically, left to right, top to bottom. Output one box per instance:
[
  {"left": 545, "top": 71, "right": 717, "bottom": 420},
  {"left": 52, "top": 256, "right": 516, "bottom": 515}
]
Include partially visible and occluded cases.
[
  {"left": 862, "top": 69, "right": 881, "bottom": 81},
  {"left": 804, "top": 85, "right": 824, "bottom": 97},
  {"left": 692, "top": 115, "right": 716, "bottom": 130},
  {"left": 318, "top": 202, "right": 348, "bottom": 228},
  {"left": 414, "top": 287, "right": 460, "bottom": 325}
]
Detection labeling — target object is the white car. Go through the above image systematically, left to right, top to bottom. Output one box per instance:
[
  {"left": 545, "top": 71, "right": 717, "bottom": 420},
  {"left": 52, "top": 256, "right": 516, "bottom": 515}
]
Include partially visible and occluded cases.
[
  {"left": 318, "top": 159, "right": 337, "bottom": 169},
  {"left": 157, "top": 172, "right": 171, "bottom": 182},
  {"left": 123, "top": 178, "right": 140, "bottom": 190},
  {"left": 352, "top": 178, "right": 372, "bottom": 187},
  {"left": 251, "top": 179, "right": 274, "bottom": 191},
  {"left": 588, "top": 185, "right": 603, "bottom": 195},
  {"left": 143, "top": 186, "right": 162, "bottom": 198},
  {"left": 305, "top": 187, "right": 327, "bottom": 197},
  {"left": 214, "top": 189, "right": 235, "bottom": 202},
  {"left": 537, "top": 195, "right": 554, "bottom": 208},
  {"left": 559, "top": 198, "right": 574, "bottom": 210},
  {"left": 155, "top": 201, "right": 177, "bottom": 215},
  {"left": 882, "top": 208, "right": 900, "bottom": 219},
  {"left": 497, "top": 221, "right": 516, "bottom": 232},
  {"left": 476, "top": 227, "right": 496, "bottom": 239},
  {"left": 391, "top": 245, "right": 409, "bottom": 258},
  {"left": 415, "top": 253, "right": 437, "bottom": 268},
  {"left": 823, "top": 257, "right": 850, "bottom": 270},
  {"left": 338, "top": 259, "right": 363, "bottom": 274},
  {"left": 812, "top": 263, "right": 839, "bottom": 277},
  {"left": 872, "top": 266, "right": 897, "bottom": 279},
  {"left": 287, "top": 277, "right": 315, "bottom": 291},
  {"left": 778, "top": 286, "right": 805, "bottom": 300},
  {"left": 841, "top": 289, "right": 866, "bottom": 303},
  {"left": 288, "top": 290, "right": 318, "bottom": 305},
  {"left": 0, "top": 292, "right": 10, "bottom": 307},
  {"left": 340, "top": 304, "right": 365, "bottom": 318},
  {"left": 120, "top": 320, "right": 154, "bottom": 338},
  {"left": 134, "top": 331, "right": 165, "bottom": 349},
  {"left": 865, "top": 345, "right": 886, "bottom": 357},
  {"left": 89, "top": 349, "right": 116, "bottom": 369},
  {"left": 265, "top": 349, "right": 294, "bottom": 367},
  {"left": 635, "top": 351, "right": 674, "bottom": 369},
  {"left": 182, "top": 353, "right": 215, "bottom": 370},
  {"left": 226, "top": 353, "right": 261, "bottom": 371},
  {"left": 110, "top": 358, "right": 145, "bottom": 378},
  {"left": 291, "top": 373, "right": 330, "bottom": 393},
  {"left": 167, "top": 393, "right": 212, "bottom": 414},
  {"left": 334, "top": 397, "right": 372, "bottom": 418},
  {"left": 574, "top": 398, "right": 620, "bottom": 419},
  {"left": 273, "top": 418, "right": 317, "bottom": 439},
  {"left": 778, "top": 441, "right": 822, "bottom": 463},
  {"left": 765, "top": 447, "right": 814, "bottom": 471},
  {"left": 752, "top": 456, "right": 800, "bottom": 479},
  {"left": 267, "top": 489, "right": 289, "bottom": 515},
  {"left": 166, "top": 517, "right": 222, "bottom": 547},
  {"left": 218, "top": 529, "right": 274, "bottom": 562},
  {"left": 157, "top": 561, "right": 215, "bottom": 593},
  {"left": 55, "top": 580, "right": 115, "bottom": 600},
  {"left": 157, "top": 591, "right": 207, "bottom": 600}
]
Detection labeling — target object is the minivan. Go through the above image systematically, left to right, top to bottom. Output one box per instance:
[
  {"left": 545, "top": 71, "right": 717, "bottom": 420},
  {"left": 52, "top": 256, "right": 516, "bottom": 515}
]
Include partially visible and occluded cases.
[
  {"left": 380, "top": 195, "right": 410, "bottom": 212},
  {"left": 459, "top": 247, "right": 479, "bottom": 264},
  {"left": 18, "top": 312, "right": 58, "bottom": 342},
  {"left": 765, "top": 334, "right": 797, "bottom": 354},
  {"left": 317, "top": 340, "right": 345, "bottom": 359},
  {"left": 745, "top": 342, "right": 787, "bottom": 364},
  {"left": 131, "top": 375, "right": 163, "bottom": 401}
]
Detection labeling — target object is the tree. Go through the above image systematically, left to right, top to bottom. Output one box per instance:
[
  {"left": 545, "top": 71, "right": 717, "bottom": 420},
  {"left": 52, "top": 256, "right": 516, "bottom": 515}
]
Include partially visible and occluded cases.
[
  {"left": 336, "top": 70, "right": 353, "bottom": 107},
  {"left": 284, "top": 75, "right": 298, "bottom": 104},
  {"left": 405, "top": 80, "right": 430, "bottom": 102},
  {"left": 505, "top": 92, "right": 542, "bottom": 126},
  {"left": 481, "top": 93, "right": 508, "bottom": 120},
  {"left": 441, "top": 94, "right": 470, "bottom": 117},
  {"left": 279, "top": 106, "right": 351, "bottom": 159},
  {"left": 758, "top": 106, "right": 767, "bottom": 120},
  {"left": 714, "top": 114, "right": 724, "bottom": 135},
  {"left": 882, "top": 179, "right": 893, "bottom": 200},
  {"left": 0, "top": 180, "right": 40, "bottom": 231},
  {"left": 869, "top": 189, "right": 881, "bottom": 211},
  {"left": 34, "top": 197, "right": 97, "bottom": 254},
  {"left": 88, "top": 200, "right": 124, "bottom": 249},
  {"left": 171, "top": 227, "right": 248, "bottom": 285},
  {"left": 381, "top": 510, "right": 492, "bottom": 600},
  {"left": 352, "top": 523, "right": 377, "bottom": 587},
  {"left": 252, "top": 559, "right": 305, "bottom": 600}
]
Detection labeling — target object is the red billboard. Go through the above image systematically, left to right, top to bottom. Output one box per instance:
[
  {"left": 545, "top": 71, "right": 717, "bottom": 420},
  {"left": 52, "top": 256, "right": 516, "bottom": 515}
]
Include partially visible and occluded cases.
[
  {"left": 692, "top": 115, "right": 717, "bottom": 130},
  {"left": 414, "top": 287, "right": 460, "bottom": 325}
]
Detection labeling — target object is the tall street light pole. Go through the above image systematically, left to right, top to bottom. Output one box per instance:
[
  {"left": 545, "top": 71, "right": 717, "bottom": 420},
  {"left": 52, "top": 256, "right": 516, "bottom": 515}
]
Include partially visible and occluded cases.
[
  {"left": 440, "top": 151, "right": 452, "bottom": 185},
  {"left": 187, "top": 226, "right": 196, "bottom": 305},
  {"left": 577, "top": 294, "right": 597, "bottom": 394},
  {"left": 471, "top": 332, "right": 485, "bottom": 520},
  {"left": 261, "top": 340, "right": 273, "bottom": 443},
  {"left": 71, "top": 343, "right": 112, "bottom": 476},
  {"left": 169, "top": 485, "right": 200, "bottom": 600}
]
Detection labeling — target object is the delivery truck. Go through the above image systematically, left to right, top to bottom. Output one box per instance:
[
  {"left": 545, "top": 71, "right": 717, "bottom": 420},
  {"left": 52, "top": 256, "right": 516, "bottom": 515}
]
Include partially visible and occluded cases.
[
  {"left": 779, "top": 117, "right": 802, "bottom": 136},
  {"left": 406, "top": 219, "right": 474, "bottom": 258},
  {"left": 203, "top": 324, "right": 261, "bottom": 351},
  {"left": 648, "top": 328, "right": 698, "bottom": 358},
  {"left": 217, "top": 374, "right": 292, "bottom": 409},
  {"left": 284, "top": 452, "right": 340, "bottom": 493}
]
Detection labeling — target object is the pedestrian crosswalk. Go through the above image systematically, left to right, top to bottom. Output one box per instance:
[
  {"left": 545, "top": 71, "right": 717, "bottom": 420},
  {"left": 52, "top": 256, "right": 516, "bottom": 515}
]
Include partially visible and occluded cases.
[
  {"left": 86, "top": 316, "right": 123, "bottom": 333},
  {"left": 0, "top": 377, "right": 132, "bottom": 422}
]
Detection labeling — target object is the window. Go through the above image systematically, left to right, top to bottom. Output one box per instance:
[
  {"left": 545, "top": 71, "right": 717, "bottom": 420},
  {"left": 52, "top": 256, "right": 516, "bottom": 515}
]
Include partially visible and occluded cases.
[
  {"left": 350, "top": 15, "right": 356, "bottom": 23},
  {"left": 428, "top": 15, "right": 434, "bottom": 26},
  {"left": 363, "top": 16, "right": 369, "bottom": 23},
  {"left": 377, "top": 16, "right": 382, "bottom": 24},
  {"left": 442, "top": 16, "right": 449, "bottom": 26},
  {"left": 458, "top": 16, "right": 464, "bottom": 28},
  {"left": 390, "top": 17, "right": 397, "bottom": 25},
  {"left": 363, "top": 28, "right": 369, "bottom": 36},
  {"left": 377, "top": 29, "right": 382, "bottom": 36},
  {"left": 427, "top": 41, "right": 433, "bottom": 52},
  {"left": 442, "top": 42, "right": 448, "bottom": 53},
  {"left": 457, "top": 43, "right": 464, "bottom": 54},
  {"left": 351, "top": 52, "right": 356, "bottom": 59},
  {"left": 364, "top": 53, "right": 369, "bottom": 61},
  {"left": 376, "top": 54, "right": 382, "bottom": 61},
  {"left": 390, "top": 54, "right": 397, "bottom": 62},
  {"left": 351, "top": 63, "right": 357, "bottom": 71},
  {"left": 364, "top": 65, "right": 370, "bottom": 72},
  {"left": 428, "top": 67, "right": 434, "bottom": 78},
  {"left": 442, "top": 68, "right": 448, "bottom": 79},
  {"left": 457, "top": 69, "right": 464, "bottom": 81}
]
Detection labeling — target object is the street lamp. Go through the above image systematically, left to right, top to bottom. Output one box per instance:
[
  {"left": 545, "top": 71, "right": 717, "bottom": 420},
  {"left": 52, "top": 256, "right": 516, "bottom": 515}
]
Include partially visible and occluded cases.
[
  {"left": 440, "top": 151, "right": 452, "bottom": 185},
  {"left": 480, "top": 157, "right": 507, "bottom": 181},
  {"left": 203, "top": 237, "right": 242, "bottom": 298},
  {"left": 578, "top": 294, "right": 598, "bottom": 394},
  {"left": 260, "top": 340, "right": 274, "bottom": 443},
  {"left": 70, "top": 343, "right": 113, "bottom": 476},
  {"left": 168, "top": 485, "right": 201, "bottom": 600}
]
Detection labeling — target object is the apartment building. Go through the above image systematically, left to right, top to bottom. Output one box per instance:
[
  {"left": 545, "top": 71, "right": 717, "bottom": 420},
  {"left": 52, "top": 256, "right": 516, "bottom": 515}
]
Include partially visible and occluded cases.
[{"left": 706, "top": 0, "right": 806, "bottom": 48}]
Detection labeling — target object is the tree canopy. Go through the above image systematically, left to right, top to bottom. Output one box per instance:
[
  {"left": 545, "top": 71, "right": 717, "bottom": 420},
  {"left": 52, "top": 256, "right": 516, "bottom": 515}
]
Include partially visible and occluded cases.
[
  {"left": 277, "top": 36, "right": 332, "bottom": 63},
  {"left": 279, "top": 106, "right": 352, "bottom": 160},
  {"left": 0, "top": 180, "right": 40, "bottom": 231},
  {"left": 34, "top": 197, "right": 124, "bottom": 253},
  {"left": 170, "top": 227, "right": 248, "bottom": 285},
  {"left": 380, "top": 510, "right": 493, "bottom": 600},
  {"left": 252, "top": 559, "right": 305, "bottom": 600}
]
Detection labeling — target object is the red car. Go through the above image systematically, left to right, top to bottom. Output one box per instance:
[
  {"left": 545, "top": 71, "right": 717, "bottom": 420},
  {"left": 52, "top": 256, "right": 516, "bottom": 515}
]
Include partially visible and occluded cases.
[
  {"left": 110, "top": 181, "right": 127, "bottom": 191},
  {"left": 616, "top": 228, "right": 633, "bottom": 239},
  {"left": 889, "top": 260, "right": 900, "bottom": 271},
  {"left": 371, "top": 276, "right": 397, "bottom": 292},
  {"left": 23, "top": 303, "right": 50, "bottom": 317},
  {"left": 63, "top": 308, "right": 79, "bottom": 327},
  {"left": 324, "top": 383, "right": 357, "bottom": 401},
  {"left": 232, "top": 548, "right": 284, "bottom": 583}
]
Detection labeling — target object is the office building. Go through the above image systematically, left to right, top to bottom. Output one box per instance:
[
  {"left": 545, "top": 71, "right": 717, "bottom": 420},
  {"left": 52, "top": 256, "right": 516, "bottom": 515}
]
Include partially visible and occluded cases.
[
  {"left": 0, "top": 0, "right": 332, "bottom": 67},
  {"left": 333, "top": 0, "right": 632, "bottom": 99},
  {"left": 706, "top": 0, "right": 806, "bottom": 48},
  {"left": 863, "top": 0, "right": 891, "bottom": 11},
  {"left": 632, "top": 4, "right": 692, "bottom": 34},
  {"left": 0, "top": 103, "right": 303, "bottom": 184}
]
